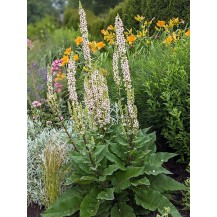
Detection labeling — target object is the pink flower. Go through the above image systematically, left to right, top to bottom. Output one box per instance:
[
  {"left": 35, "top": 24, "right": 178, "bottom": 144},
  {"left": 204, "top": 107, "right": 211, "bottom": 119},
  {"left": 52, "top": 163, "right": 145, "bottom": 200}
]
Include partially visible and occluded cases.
[
  {"left": 27, "top": 38, "right": 33, "bottom": 49},
  {"left": 32, "top": 101, "right": 41, "bottom": 107}
]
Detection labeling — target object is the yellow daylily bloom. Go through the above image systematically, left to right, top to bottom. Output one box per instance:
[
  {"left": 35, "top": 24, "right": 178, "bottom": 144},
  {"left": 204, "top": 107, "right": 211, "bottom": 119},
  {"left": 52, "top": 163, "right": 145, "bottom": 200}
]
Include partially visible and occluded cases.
[
  {"left": 135, "top": 15, "right": 145, "bottom": 22},
  {"left": 173, "top": 17, "right": 179, "bottom": 25},
  {"left": 169, "top": 19, "right": 174, "bottom": 28},
  {"left": 157, "top": 20, "right": 166, "bottom": 28},
  {"left": 107, "top": 25, "right": 115, "bottom": 31},
  {"left": 185, "top": 29, "right": 190, "bottom": 37},
  {"left": 127, "top": 34, "right": 136, "bottom": 45},
  {"left": 163, "top": 35, "right": 173, "bottom": 44},
  {"left": 74, "top": 36, "right": 83, "bottom": 46},
  {"left": 89, "top": 41, "right": 98, "bottom": 53},
  {"left": 97, "top": 42, "right": 105, "bottom": 50},
  {"left": 64, "top": 47, "right": 72, "bottom": 55},
  {"left": 73, "top": 54, "right": 79, "bottom": 61},
  {"left": 61, "top": 55, "right": 69, "bottom": 66}
]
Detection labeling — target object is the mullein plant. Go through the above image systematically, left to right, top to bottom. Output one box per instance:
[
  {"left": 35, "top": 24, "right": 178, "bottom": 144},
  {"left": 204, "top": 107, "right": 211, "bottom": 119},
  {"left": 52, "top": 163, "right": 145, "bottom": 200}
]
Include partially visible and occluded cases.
[{"left": 42, "top": 3, "right": 186, "bottom": 217}]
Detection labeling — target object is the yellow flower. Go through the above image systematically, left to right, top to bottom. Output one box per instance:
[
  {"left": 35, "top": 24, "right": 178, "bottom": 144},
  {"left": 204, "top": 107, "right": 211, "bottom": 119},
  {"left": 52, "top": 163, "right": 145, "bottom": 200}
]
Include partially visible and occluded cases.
[
  {"left": 135, "top": 15, "right": 145, "bottom": 22},
  {"left": 173, "top": 17, "right": 179, "bottom": 25},
  {"left": 169, "top": 19, "right": 174, "bottom": 28},
  {"left": 157, "top": 20, "right": 166, "bottom": 28},
  {"left": 107, "top": 25, "right": 115, "bottom": 31},
  {"left": 101, "top": 29, "right": 108, "bottom": 35},
  {"left": 185, "top": 29, "right": 190, "bottom": 37},
  {"left": 172, "top": 32, "right": 177, "bottom": 42},
  {"left": 127, "top": 34, "right": 136, "bottom": 45},
  {"left": 163, "top": 35, "right": 173, "bottom": 44},
  {"left": 74, "top": 36, "right": 83, "bottom": 46},
  {"left": 89, "top": 41, "right": 98, "bottom": 53},
  {"left": 97, "top": 42, "right": 105, "bottom": 50},
  {"left": 64, "top": 47, "right": 71, "bottom": 55},
  {"left": 73, "top": 54, "right": 79, "bottom": 61},
  {"left": 61, "top": 55, "right": 69, "bottom": 66},
  {"left": 101, "top": 68, "right": 108, "bottom": 77},
  {"left": 54, "top": 73, "right": 66, "bottom": 82}
]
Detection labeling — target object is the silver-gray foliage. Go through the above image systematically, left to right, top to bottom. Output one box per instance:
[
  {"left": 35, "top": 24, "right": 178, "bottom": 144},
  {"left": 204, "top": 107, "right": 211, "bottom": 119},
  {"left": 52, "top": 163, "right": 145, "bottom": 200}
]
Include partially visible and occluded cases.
[{"left": 27, "top": 118, "right": 73, "bottom": 206}]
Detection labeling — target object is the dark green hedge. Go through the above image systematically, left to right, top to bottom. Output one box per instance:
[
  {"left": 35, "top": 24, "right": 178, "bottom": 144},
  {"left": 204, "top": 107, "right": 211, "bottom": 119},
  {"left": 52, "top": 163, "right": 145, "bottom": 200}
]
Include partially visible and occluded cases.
[{"left": 104, "top": 0, "right": 190, "bottom": 29}]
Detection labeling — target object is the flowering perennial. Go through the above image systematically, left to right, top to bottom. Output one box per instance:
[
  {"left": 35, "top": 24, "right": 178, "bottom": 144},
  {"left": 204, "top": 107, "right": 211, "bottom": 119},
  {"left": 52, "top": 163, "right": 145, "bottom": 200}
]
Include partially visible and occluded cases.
[
  {"left": 79, "top": 2, "right": 91, "bottom": 68},
  {"left": 115, "top": 14, "right": 139, "bottom": 134},
  {"left": 66, "top": 55, "right": 78, "bottom": 105},
  {"left": 51, "top": 59, "right": 62, "bottom": 76},
  {"left": 47, "top": 66, "right": 54, "bottom": 101},
  {"left": 84, "top": 70, "right": 110, "bottom": 129}
]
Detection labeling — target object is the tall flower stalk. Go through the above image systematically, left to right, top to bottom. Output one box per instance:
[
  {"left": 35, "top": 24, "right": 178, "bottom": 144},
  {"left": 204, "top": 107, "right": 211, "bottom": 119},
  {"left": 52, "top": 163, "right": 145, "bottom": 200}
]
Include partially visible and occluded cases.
[
  {"left": 79, "top": 1, "right": 91, "bottom": 68},
  {"left": 114, "top": 14, "right": 139, "bottom": 135}
]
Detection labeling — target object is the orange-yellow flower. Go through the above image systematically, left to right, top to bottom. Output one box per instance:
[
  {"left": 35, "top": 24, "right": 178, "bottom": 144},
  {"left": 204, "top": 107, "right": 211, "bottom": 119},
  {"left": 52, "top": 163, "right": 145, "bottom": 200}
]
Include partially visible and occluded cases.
[
  {"left": 135, "top": 15, "right": 145, "bottom": 22},
  {"left": 173, "top": 17, "right": 179, "bottom": 25},
  {"left": 157, "top": 20, "right": 166, "bottom": 28},
  {"left": 107, "top": 25, "right": 115, "bottom": 31},
  {"left": 101, "top": 29, "right": 108, "bottom": 35},
  {"left": 185, "top": 29, "right": 190, "bottom": 37},
  {"left": 127, "top": 34, "right": 136, "bottom": 45},
  {"left": 163, "top": 35, "right": 173, "bottom": 44},
  {"left": 74, "top": 36, "right": 83, "bottom": 46},
  {"left": 89, "top": 41, "right": 98, "bottom": 53},
  {"left": 97, "top": 42, "right": 105, "bottom": 50},
  {"left": 64, "top": 47, "right": 72, "bottom": 55},
  {"left": 73, "top": 54, "right": 79, "bottom": 61},
  {"left": 61, "top": 55, "right": 69, "bottom": 66},
  {"left": 54, "top": 72, "right": 66, "bottom": 82}
]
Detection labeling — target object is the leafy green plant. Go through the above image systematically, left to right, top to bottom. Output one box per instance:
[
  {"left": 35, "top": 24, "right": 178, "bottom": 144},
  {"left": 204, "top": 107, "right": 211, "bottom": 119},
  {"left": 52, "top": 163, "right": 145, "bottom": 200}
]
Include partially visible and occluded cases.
[
  {"left": 41, "top": 4, "right": 186, "bottom": 217},
  {"left": 42, "top": 125, "right": 186, "bottom": 217},
  {"left": 182, "top": 165, "right": 190, "bottom": 210},
  {"left": 156, "top": 207, "right": 170, "bottom": 217}
]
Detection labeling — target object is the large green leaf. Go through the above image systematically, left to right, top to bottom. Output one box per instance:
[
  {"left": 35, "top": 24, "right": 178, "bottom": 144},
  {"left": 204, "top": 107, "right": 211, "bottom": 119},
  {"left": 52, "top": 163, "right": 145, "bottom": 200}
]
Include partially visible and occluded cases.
[
  {"left": 93, "top": 144, "right": 108, "bottom": 164},
  {"left": 106, "top": 151, "right": 125, "bottom": 170},
  {"left": 145, "top": 152, "right": 177, "bottom": 165},
  {"left": 99, "top": 164, "right": 121, "bottom": 181},
  {"left": 143, "top": 164, "right": 172, "bottom": 175},
  {"left": 112, "top": 166, "right": 144, "bottom": 192},
  {"left": 148, "top": 174, "right": 187, "bottom": 192},
  {"left": 131, "top": 177, "right": 150, "bottom": 186},
  {"left": 42, "top": 188, "right": 82, "bottom": 217},
  {"left": 80, "top": 188, "right": 101, "bottom": 217},
  {"left": 97, "top": 188, "right": 115, "bottom": 200},
  {"left": 134, "top": 188, "right": 182, "bottom": 217},
  {"left": 110, "top": 202, "right": 136, "bottom": 217}
]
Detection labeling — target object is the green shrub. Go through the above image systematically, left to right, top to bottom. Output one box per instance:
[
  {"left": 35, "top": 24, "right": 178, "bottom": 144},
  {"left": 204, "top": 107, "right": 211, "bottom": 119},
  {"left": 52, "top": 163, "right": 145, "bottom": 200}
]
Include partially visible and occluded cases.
[
  {"left": 104, "top": 0, "right": 190, "bottom": 29},
  {"left": 63, "top": 8, "right": 98, "bottom": 31},
  {"left": 27, "top": 16, "right": 59, "bottom": 41},
  {"left": 130, "top": 38, "right": 190, "bottom": 163},
  {"left": 42, "top": 125, "right": 186, "bottom": 217}
]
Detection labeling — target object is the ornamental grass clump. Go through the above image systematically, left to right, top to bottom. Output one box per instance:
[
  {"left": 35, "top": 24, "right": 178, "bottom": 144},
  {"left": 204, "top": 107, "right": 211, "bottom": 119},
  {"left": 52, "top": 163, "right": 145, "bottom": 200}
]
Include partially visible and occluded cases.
[{"left": 42, "top": 3, "right": 186, "bottom": 217}]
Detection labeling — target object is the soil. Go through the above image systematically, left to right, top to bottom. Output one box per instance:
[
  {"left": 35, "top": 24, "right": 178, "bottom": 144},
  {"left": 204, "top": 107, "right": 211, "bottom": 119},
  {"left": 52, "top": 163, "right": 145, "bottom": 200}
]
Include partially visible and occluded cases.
[{"left": 27, "top": 150, "right": 190, "bottom": 217}]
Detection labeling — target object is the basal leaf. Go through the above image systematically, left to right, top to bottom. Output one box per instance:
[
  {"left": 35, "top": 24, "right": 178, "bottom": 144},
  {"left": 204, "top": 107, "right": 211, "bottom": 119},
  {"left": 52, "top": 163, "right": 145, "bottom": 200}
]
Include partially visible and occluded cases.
[
  {"left": 112, "top": 166, "right": 144, "bottom": 192},
  {"left": 148, "top": 174, "right": 187, "bottom": 192},
  {"left": 131, "top": 177, "right": 150, "bottom": 186},
  {"left": 42, "top": 188, "right": 82, "bottom": 217},
  {"left": 80, "top": 188, "right": 101, "bottom": 217},
  {"left": 97, "top": 188, "right": 115, "bottom": 200},
  {"left": 134, "top": 188, "right": 182, "bottom": 217},
  {"left": 110, "top": 202, "right": 136, "bottom": 217}
]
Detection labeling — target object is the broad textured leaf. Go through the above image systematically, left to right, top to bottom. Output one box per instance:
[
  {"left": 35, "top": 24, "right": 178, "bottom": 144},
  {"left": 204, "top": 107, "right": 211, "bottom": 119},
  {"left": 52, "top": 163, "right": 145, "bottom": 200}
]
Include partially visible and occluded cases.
[
  {"left": 108, "top": 140, "right": 128, "bottom": 159},
  {"left": 94, "top": 144, "right": 108, "bottom": 164},
  {"left": 106, "top": 151, "right": 125, "bottom": 169},
  {"left": 145, "top": 152, "right": 177, "bottom": 165},
  {"left": 99, "top": 164, "right": 120, "bottom": 181},
  {"left": 143, "top": 164, "right": 172, "bottom": 175},
  {"left": 112, "top": 166, "right": 144, "bottom": 191},
  {"left": 148, "top": 174, "right": 187, "bottom": 192},
  {"left": 131, "top": 177, "right": 150, "bottom": 186},
  {"left": 42, "top": 188, "right": 82, "bottom": 217},
  {"left": 80, "top": 188, "right": 101, "bottom": 217},
  {"left": 97, "top": 188, "right": 115, "bottom": 200},
  {"left": 134, "top": 188, "right": 182, "bottom": 217},
  {"left": 97, "top": 201, "right": 111, "bottom": 217},
  {"left": 110, "top": 202, "right": 136, "bottom": 217}
]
